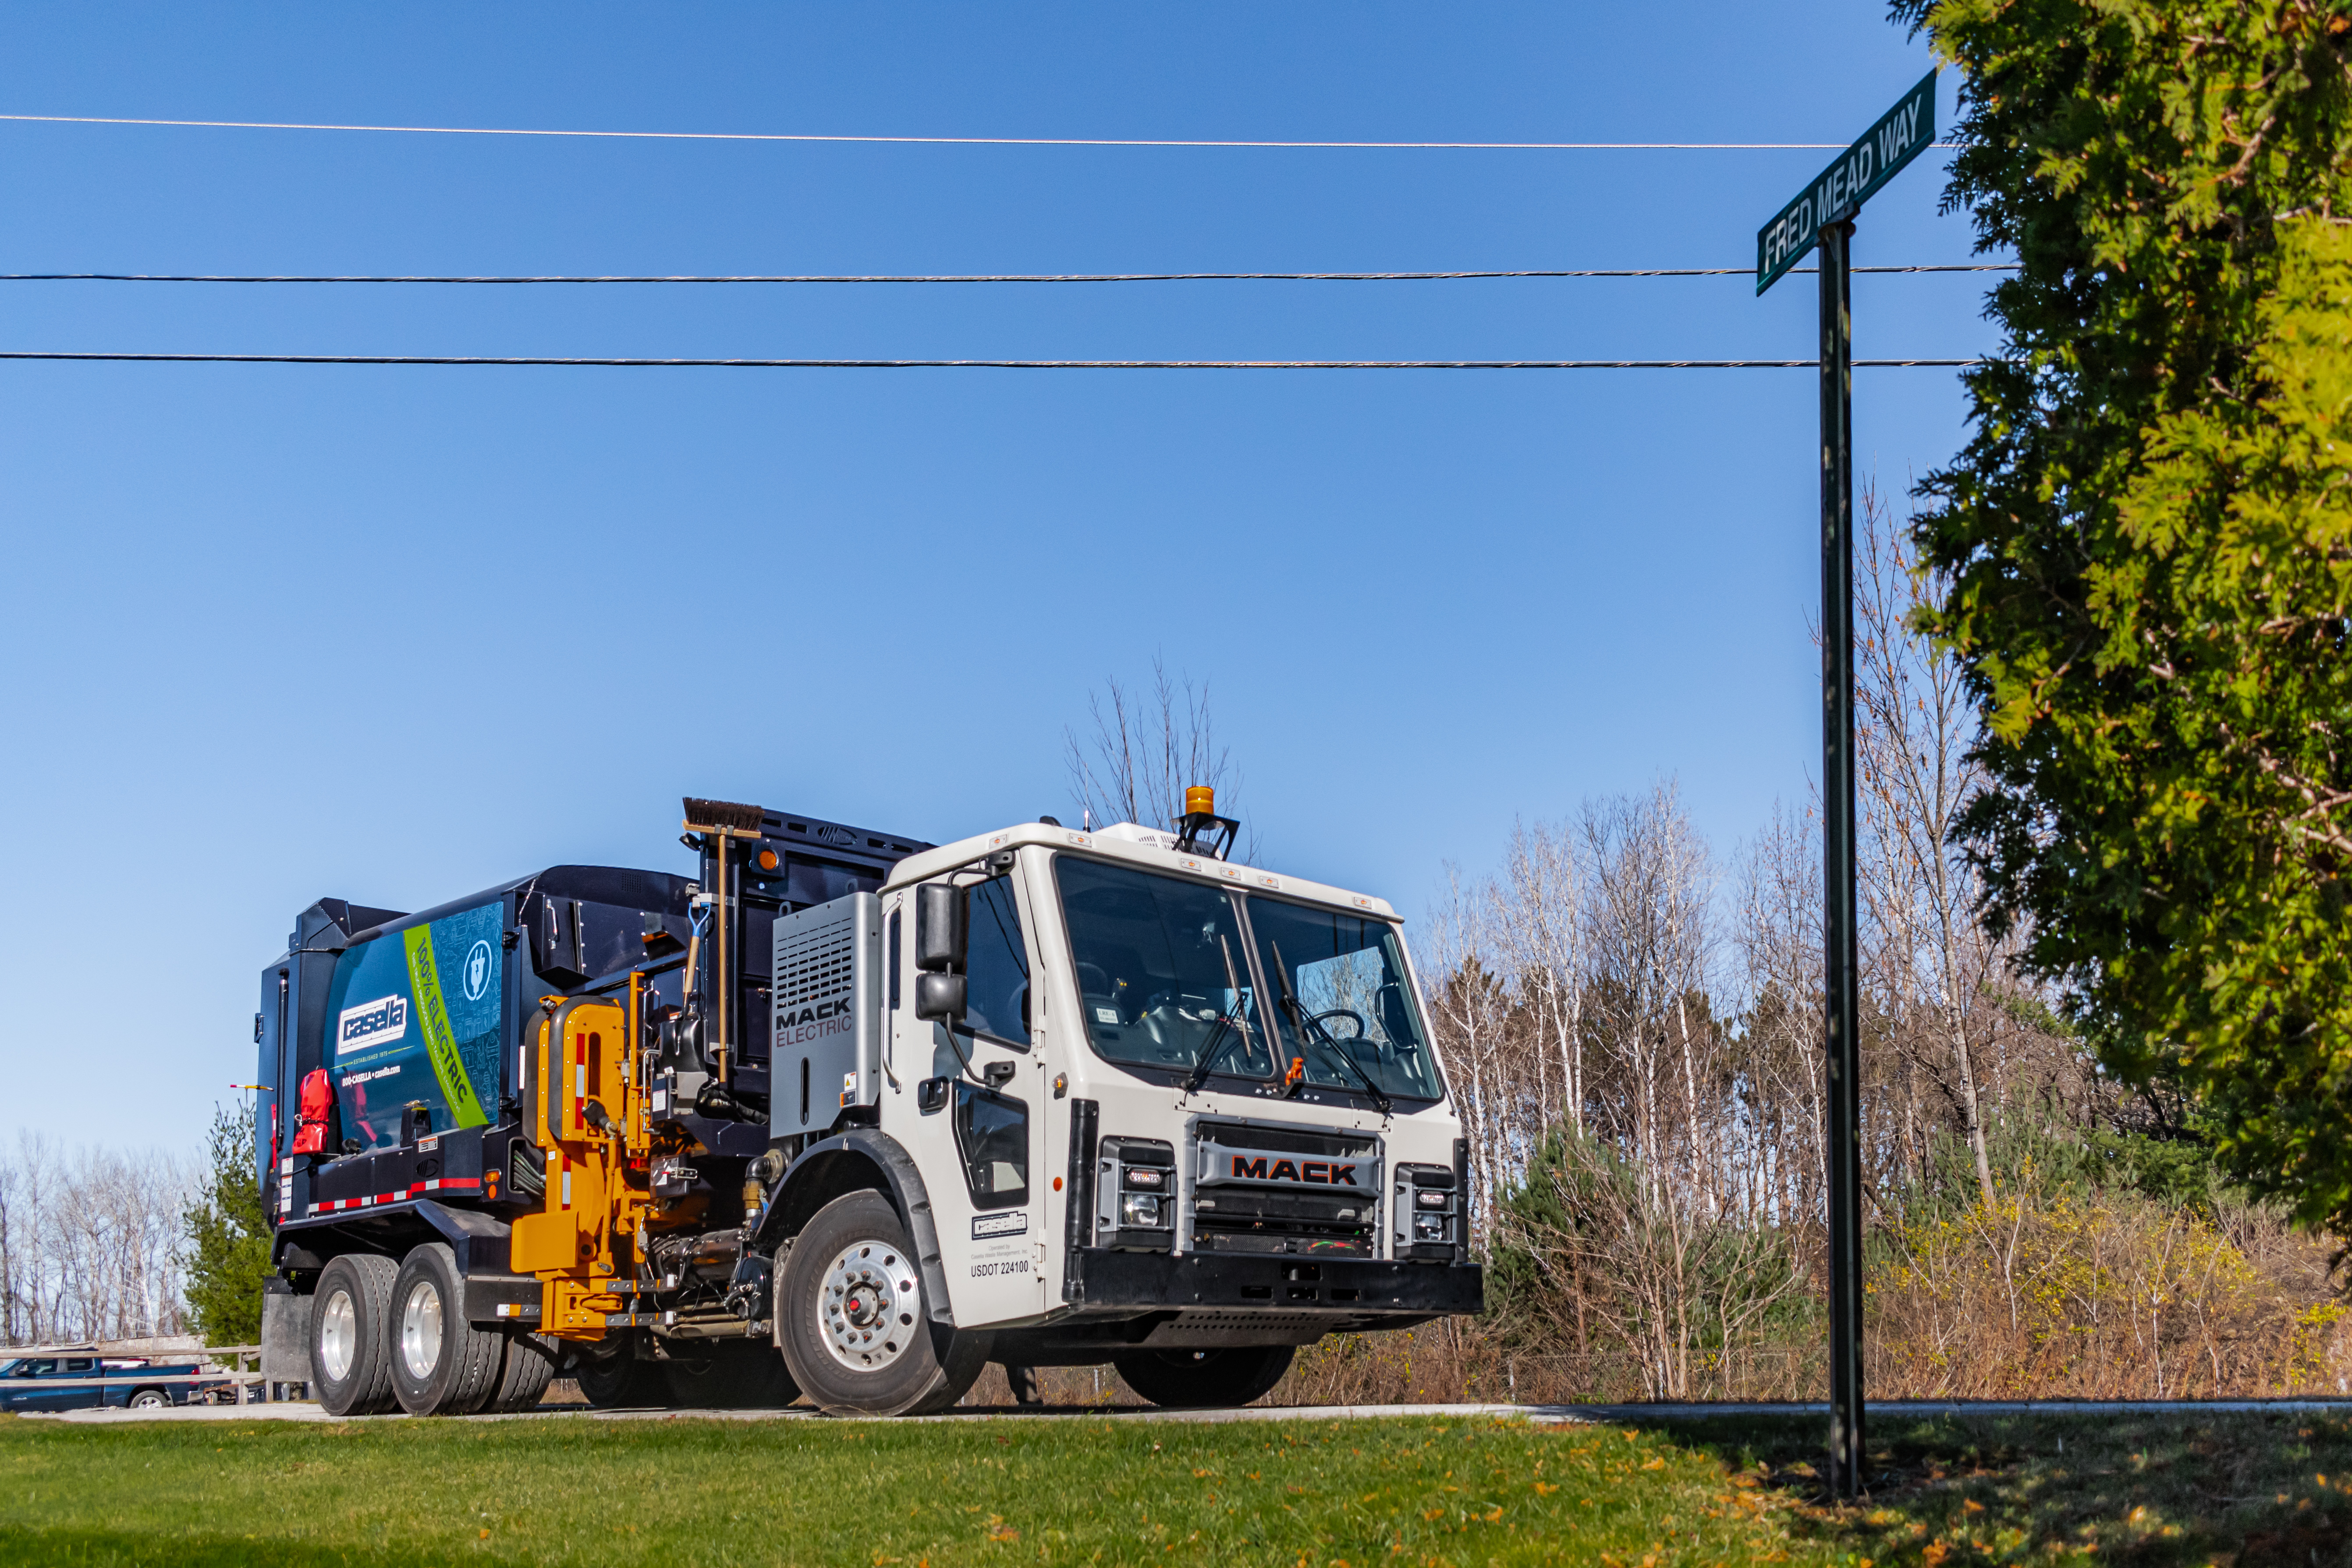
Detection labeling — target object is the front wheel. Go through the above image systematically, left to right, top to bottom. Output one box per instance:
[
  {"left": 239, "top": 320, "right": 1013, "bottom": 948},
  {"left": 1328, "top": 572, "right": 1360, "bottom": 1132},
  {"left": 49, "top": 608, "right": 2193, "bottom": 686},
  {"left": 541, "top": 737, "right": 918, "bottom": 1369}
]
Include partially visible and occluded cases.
[
  {"left": 776, "top": 1190, "right": 988, "bottom": 1416},
  {"left": 663, "top": 1341, "right": 801, "bottom": 1409},
  {"left": 1114, "top": 1345, "right": 1295, "bottom": 1409}
]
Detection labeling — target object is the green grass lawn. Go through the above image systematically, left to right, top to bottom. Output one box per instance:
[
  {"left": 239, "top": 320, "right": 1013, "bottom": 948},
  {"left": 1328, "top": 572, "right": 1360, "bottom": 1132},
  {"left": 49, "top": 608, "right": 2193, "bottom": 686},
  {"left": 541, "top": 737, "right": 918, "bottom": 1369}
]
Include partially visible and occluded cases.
[{"left": 0, "top": 1405, "right": 2345, "bottom": 1565}]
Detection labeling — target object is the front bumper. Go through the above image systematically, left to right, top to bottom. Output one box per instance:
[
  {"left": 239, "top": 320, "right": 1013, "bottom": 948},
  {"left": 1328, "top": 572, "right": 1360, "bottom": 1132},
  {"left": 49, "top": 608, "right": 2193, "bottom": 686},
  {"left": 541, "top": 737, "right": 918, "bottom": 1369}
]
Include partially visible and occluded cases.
[{"left": 1065, "top": 1247, "right": 1483, "bottom": 1317}]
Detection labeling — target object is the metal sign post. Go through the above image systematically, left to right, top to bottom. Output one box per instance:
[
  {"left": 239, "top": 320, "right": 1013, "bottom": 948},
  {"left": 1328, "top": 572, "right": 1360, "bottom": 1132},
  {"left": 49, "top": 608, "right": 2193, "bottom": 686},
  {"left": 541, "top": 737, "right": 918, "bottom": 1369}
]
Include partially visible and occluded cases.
[{"left": 1756, "top": 69, "right": 1936, "bottom": 1501}]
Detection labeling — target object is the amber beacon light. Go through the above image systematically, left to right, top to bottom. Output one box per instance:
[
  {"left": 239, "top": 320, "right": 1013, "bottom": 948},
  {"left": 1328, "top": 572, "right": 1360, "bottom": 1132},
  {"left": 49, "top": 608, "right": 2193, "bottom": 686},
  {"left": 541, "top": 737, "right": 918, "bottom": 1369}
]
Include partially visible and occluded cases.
[{"left": 1174, "top": 783, "right": 1239, "bottom": 860}]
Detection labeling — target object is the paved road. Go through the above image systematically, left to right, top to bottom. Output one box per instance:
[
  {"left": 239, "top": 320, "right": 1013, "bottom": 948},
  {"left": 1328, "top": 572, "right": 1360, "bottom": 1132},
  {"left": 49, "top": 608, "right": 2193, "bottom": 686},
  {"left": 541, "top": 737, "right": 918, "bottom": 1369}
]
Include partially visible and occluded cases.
[{"left": 31, "top": 1397, "right": 2352, "bottom": 1426}]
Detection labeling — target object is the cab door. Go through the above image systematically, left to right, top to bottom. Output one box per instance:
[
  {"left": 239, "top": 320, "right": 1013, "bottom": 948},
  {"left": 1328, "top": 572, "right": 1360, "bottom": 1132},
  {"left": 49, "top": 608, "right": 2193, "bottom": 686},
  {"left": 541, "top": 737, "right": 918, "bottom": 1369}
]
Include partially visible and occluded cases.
[
  {"left": 900, "top": 866, "right": 1050, "bottom": 1328},
  {"left": 57, "top": 1357, "right": 101, "bottom": 1410},
  {"left": 0, "top": 1359, "right": 51, "bottom": 1411}
]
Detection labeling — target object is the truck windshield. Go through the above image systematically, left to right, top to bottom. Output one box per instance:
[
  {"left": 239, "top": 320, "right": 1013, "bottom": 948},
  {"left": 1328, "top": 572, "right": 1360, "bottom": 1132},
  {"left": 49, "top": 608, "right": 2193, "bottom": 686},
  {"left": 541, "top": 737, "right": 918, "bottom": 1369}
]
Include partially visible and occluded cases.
[
  {"left": 1055, "top": 858, "right": 1273, "bottom": 1079},
  {"left": 1249, "top": 898, "right": 1444, "bottom": 1101}
]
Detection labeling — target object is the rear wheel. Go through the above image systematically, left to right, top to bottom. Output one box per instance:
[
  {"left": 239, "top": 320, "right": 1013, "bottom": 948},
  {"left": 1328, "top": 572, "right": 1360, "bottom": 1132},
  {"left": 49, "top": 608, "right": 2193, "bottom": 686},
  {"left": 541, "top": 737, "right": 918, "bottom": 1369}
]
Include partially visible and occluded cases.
[
  {"left": 776, "top": 1190, "right": 989, "bottom": 1416},
  {"left": 388, "top": 1244, "right": 508, "bottom": 1415},
  {"left": 310, "top": 1254, "right": 399, "bottom": 1416},
  {"left": 486, "top": 1331, "right": 559, "bottom": 1412},
  {"left": 575, "top": 1338, "right": 669, "bottom": 1409},
  {"left": 662, "top": 1341, "right": 801, "bottom": 1409},
  {"left": 1114, "top": 1346, "right": 1295, "bottom": 1409},
  {"left": 127, "top": 1389, "right": 168, "bottom": 1411}
]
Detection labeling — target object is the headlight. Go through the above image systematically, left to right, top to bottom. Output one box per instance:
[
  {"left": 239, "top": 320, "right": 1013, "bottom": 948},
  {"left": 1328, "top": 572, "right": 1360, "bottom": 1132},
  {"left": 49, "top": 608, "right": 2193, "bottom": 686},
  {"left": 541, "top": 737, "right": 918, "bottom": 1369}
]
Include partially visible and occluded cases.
[
  {"left": 1120, "top": 1192, "right": 1166, "bottom": 1228},
  {"left": 1413, "top": 1211, "right": 1447, "bottom": 1240}
]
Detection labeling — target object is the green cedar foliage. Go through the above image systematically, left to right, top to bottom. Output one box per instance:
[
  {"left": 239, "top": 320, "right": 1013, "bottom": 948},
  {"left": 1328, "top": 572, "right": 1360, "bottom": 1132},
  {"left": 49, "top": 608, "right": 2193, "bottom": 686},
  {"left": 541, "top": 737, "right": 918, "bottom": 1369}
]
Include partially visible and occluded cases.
[
  {"left": 1894, "top": 0, "right": 2352, "bottom": 1229},
  {"left": 181, "top": 1103, "right": 271, "bottom": 1346}
]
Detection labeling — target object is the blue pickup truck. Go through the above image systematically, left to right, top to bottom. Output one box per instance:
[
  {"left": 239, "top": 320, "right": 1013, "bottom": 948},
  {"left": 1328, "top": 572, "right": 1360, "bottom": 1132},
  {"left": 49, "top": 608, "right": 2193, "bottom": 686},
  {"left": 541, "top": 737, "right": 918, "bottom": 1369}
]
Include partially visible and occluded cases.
[{"left": 0, "top": 1351, "right": 229, "bottom": 1411}]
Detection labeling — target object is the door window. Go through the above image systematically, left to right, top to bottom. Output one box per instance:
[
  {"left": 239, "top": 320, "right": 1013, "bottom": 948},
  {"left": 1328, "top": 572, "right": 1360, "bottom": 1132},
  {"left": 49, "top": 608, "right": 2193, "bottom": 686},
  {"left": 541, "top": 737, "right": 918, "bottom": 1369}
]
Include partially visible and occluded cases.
[
  {"left": 961, "top": 878, "right": 1031, "bottom": 1047},
  {"left": 951, "top": 1083, "right": 1029, "bottom": 1209}
]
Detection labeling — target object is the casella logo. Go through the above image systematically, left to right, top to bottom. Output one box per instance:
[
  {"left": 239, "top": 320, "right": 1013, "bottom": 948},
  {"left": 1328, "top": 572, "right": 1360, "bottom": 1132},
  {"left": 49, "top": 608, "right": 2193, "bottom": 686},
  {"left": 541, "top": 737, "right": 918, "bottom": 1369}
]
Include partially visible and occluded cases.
[
  {"left": 336, "top": 994, "right": 409, "bottom": 1059},
  {"left": 1230, "top": 1155, "right": 1359, "bottom": 1188}
]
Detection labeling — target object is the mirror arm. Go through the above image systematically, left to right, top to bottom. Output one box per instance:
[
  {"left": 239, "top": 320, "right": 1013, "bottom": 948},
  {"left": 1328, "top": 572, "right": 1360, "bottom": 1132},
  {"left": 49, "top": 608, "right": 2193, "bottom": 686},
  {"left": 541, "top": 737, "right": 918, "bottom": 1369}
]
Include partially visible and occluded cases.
[{"left": 937, "top": 1022, "right": 986, "bottom": 1089}]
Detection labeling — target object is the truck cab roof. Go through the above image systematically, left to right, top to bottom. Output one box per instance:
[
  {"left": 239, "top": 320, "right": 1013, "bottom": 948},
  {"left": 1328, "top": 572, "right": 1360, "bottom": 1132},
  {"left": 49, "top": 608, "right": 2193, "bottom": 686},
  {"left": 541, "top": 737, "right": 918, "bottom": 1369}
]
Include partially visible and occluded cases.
[{"left": 885, "top": 820, "right": 1399, "bottom": 920}]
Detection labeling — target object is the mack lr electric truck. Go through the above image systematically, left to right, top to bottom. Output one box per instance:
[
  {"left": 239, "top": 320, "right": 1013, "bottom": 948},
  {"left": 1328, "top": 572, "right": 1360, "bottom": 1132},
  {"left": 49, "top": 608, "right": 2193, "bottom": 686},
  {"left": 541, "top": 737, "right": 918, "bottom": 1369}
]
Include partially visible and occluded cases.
[{"left": 252, "top": 793, "right": 1481, "bottom": 1416}]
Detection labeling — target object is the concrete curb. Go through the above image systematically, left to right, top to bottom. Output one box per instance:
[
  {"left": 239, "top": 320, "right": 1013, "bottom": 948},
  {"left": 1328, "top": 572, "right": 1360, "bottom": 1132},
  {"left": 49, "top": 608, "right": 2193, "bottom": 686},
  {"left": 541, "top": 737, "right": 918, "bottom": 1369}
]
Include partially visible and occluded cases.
[{"left": 28, "top": 1396, "right": 2352, "bottom": 1427}]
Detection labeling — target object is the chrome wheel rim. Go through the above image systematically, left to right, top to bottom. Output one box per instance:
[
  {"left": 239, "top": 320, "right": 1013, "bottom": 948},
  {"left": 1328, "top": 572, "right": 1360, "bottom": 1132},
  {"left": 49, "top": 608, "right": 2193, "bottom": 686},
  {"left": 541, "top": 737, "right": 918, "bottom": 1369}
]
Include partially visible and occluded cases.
[
  {"left": 818, "top": 1238, "right": 918, "bottom": 1372},
  {"left": 400, "top": 1279, "right": 444, "bottom": 1381},
  {"left": 318, "top": 1288, "right": 358, "bottom": 1383}
]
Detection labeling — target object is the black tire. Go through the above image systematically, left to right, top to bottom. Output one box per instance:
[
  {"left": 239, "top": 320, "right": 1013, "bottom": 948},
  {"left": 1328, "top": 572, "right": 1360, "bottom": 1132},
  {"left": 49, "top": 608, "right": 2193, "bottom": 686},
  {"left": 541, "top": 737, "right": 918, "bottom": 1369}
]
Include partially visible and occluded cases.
[
  {"left": 776, "top": 1190, "right": 990, "bottom": 1416},
  {"left": 387, "top": 1244, "right": 507, "bottom": 1416},
  {"left": 311, "top": 1253, "right": 399, "bottom": 1416},
  {"left": 486, "top": 1331, "right": 560, "bottom": 1412},
  {"left": 575, "top": 1337, "right": 670, "bottom": 1409},
  {"left": 662, "top": 1341, "right": 802, "bottom": 1409},
  {"left": 1114, "top": 1345, "right": 1295, "bottom": 1409},
  {"left": 127, "top": 1388, "right": 168, "bottom": 1411}
]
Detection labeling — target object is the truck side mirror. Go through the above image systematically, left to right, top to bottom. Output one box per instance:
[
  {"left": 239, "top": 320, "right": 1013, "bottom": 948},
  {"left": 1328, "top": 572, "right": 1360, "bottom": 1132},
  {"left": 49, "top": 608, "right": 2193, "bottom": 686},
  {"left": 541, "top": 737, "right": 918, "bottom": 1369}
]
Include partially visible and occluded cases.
[
  {"left": 915, "top": 883, "right": 968, "bottom": 973},
  {"left": 915, "top": 972, "right": 968, "bottom": 1023}
]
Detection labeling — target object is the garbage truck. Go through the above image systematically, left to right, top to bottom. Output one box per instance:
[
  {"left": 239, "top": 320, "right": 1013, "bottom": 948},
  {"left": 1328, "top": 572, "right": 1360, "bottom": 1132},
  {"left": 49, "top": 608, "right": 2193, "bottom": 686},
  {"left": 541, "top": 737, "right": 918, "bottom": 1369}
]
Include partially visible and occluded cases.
[{"left": 252, "top": 791, "right": 1482, "bottom": 1416}]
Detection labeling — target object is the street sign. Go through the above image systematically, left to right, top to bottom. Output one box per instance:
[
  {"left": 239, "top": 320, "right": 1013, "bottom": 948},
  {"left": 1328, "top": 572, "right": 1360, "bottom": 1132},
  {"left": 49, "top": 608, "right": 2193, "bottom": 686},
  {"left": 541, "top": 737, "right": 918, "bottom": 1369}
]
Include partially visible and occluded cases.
[
  {"left": 1752, "top": 65, "right": 1942, "bottom": 1503},
  {"left": 1755, "top": 71, "right": 1937, "bottom": 294}
]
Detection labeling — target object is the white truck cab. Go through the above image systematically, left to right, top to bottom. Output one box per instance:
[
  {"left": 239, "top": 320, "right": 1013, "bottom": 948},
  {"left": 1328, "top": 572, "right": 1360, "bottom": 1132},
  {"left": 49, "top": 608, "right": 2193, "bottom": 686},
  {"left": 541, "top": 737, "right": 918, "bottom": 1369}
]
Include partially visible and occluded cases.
[{"left": 761, "top": 810, "right": 1481, "bottom": 1413}]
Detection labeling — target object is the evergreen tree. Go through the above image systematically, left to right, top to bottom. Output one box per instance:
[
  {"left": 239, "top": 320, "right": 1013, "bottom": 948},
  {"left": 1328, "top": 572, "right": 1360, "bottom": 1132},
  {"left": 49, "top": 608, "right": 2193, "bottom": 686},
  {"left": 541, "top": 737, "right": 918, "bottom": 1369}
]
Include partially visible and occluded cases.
[
  {"left": 1894, "top": 0, "right": 2352, "bottom": 1228},
  {"left": 181, "top": 1103, "right": 272, "bottom": 1345}
]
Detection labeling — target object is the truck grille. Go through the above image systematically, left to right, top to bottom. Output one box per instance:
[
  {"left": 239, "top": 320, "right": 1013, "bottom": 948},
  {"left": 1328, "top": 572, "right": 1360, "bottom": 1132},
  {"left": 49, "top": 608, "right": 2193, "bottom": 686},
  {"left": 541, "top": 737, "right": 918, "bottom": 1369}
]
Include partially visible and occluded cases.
[{"left": 1188, "top": 1122, "right": 1382, "bottom": 1257}]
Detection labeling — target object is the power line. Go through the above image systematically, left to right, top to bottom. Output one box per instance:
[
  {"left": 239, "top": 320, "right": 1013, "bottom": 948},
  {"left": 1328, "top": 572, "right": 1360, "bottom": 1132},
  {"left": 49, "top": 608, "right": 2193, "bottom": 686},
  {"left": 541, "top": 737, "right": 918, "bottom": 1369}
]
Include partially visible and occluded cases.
[
  {"left": 0, "top": 112, "right": 1962, "bottom": 153},
  {"left": 0, "top": 265, "right": 2015, "bottom": 285},
  {"left": 0, "top": 350, "right": 1985, "bottom": 369}
]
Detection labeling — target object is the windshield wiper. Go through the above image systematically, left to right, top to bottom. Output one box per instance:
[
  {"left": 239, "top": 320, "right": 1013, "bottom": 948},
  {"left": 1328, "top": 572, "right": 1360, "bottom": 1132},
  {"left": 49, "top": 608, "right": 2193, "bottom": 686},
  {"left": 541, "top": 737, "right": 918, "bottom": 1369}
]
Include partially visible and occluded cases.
[
  {"left": 1183, "top": 935, "right": 1257, "bottom": 1094},
  {"left": 1269, "top": 940, "right": 1393, "bottom": 1115}
]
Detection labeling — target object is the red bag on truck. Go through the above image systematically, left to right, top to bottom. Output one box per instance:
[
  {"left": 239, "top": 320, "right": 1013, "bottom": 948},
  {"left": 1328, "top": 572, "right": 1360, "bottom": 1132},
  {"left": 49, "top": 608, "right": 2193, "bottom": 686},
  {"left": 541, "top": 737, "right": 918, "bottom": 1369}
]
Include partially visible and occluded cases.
[{"left": 289, "top": 1067, "right": 333, "bottom": 1156}]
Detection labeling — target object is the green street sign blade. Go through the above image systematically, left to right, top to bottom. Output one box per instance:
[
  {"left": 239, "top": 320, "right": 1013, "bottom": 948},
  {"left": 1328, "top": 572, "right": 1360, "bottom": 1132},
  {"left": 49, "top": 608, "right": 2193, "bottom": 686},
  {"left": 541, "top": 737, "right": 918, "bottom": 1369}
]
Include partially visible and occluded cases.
[{"left": 1755, "top": 71, "right": 1937, "bottom": 295}]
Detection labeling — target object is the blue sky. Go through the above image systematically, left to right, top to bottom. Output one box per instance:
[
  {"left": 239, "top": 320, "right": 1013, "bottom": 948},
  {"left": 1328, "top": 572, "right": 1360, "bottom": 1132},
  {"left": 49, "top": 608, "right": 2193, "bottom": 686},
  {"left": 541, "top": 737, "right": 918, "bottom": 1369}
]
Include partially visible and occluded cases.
[{"left": 0, "top": 4, "right": 1996, "bottom": 1142}]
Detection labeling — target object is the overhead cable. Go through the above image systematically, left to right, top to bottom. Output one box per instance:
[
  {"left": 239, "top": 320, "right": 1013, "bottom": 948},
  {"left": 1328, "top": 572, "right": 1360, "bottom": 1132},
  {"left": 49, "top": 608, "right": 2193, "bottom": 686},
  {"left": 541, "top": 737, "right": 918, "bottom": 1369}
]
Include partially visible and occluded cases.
[
  {"left": 0, "top": 112, "right": 1960, "bottom": 153},
  {"left": 0, "top": 265, "right": 2015, "bottom": 284},
  {"left": 0, "top": 350, "right": 1986, "bottom": 369}
]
